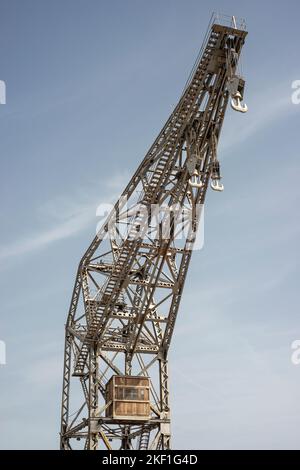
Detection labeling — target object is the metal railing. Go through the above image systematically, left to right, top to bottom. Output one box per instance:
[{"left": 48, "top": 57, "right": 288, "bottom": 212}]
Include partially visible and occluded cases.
[
  {"left": 180, "top": 12, "right": 246, "bottom": 96},
  {"left": 212, "top": 12, "right": 247, "bottom": 31}
]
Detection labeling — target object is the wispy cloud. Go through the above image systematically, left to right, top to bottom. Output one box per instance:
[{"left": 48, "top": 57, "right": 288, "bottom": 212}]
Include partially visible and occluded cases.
[
  {"left": 220, "top": 80, "right": 299, "bottom": 154},
  {"left": 0, "top": 81, "right": 296, "bottom": 263},
  {"left": 0, "top": 172, "right": 129, "bottom": 263},
  {"left": 0, "top": 208, "right": 92, "bottom": 261}
]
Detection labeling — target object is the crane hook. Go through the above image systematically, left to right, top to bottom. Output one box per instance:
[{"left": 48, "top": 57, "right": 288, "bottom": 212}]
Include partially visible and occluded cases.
[
  {"left": 231, "top": 91, "right": 248, "bottom": 113},
  {"left": 210, "top": 160, "right": 224, "bottom": 192},
  {"left": 188, "top": 169, "right": 203, "bottom": 188},
  {"left": 210, "top": 180, "right": 224, "bottom": 192}
]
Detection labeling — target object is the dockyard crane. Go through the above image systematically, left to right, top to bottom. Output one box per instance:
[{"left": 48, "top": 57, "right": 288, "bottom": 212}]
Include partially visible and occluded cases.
[{"left": 60, "top": 13, "right": 248, "bottom": 450}]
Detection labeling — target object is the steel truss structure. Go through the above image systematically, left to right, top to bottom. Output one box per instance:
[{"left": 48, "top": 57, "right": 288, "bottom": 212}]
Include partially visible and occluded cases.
[{"left": 60, "top": 14, "right": 248, "bottom": 450}]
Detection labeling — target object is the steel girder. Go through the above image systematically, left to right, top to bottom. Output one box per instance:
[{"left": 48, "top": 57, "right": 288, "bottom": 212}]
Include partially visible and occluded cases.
[{"left": 60, "top": 15, "right": 247, "bottom": 450}]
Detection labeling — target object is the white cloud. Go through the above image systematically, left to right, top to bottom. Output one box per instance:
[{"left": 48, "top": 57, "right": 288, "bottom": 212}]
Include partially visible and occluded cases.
[
  {"left": 2, "top": 80, "right": 296, "bottom": 264},
  {"left": 220, "top": 80, "right": 299, "bottom": 154},
  {"left": 0, "top": 173, "right": 128, "bottom": 262},
  {"left": 0, "top": 204, "right": 93, "bottom": 261}
]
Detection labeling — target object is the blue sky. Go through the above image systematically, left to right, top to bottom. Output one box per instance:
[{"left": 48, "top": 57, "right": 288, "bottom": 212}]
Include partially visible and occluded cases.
[{"left": 0, "top": 0, "right": 300, "bottom": 449}]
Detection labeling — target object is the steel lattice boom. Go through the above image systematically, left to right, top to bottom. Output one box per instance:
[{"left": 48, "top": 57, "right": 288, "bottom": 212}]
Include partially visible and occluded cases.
[{"left": 60, "top": 14, "right": 248, "bottom": 450}]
